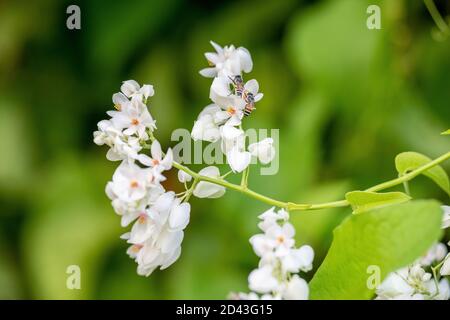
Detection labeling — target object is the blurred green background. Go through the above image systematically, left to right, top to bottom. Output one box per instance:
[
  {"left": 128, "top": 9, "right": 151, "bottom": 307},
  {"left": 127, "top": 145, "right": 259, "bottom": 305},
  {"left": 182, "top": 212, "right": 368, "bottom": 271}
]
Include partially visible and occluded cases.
[{"left": 0, "top": 0, "right": 449, "bottom": 299}]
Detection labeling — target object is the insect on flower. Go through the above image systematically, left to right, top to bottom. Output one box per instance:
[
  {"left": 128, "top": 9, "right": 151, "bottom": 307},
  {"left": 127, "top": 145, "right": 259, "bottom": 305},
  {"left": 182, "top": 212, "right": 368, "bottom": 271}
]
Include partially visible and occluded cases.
[
  {"left": 229, "top": 75, "right": 257, "bottom": 117},
  {"left": 229, "top": 75, "right": 244, "bottom": 97},
  {"left": 242, "top": 90, "right": 256, "bottom": 117}
]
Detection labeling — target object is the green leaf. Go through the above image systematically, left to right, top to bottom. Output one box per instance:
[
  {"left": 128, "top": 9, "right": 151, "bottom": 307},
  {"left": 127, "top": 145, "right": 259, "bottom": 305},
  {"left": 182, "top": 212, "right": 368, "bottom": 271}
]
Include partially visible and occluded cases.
[
  {"left": 442, "top": 129, "right": 450, "bottom": 135},
  {"left": 395, "top": 151, "right": 450, "bottom": 196},
  {"left": 345, "top": 191, "right": 411, "bottom": 214},
  {"left": 309, "top": 200, "right": 443, "bottom": 300}
]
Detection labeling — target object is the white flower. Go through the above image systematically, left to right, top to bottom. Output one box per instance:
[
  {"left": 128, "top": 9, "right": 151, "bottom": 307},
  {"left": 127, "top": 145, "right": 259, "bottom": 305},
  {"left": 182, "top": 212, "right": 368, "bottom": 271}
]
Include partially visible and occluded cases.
[
  {"left": 199, "top": 41, "right": 252, "bottom": 78},
  {"left": 209, "top": 76, "right": 264, "bottom": 127},
  {"left": 210, "top": 76, "right": 246, "bottom": 125},
  {"left": 242, "top": 79, "right": 263, "bottom": 102},
  {"left": 96, "top": 80, "right": 192, "bottom": 278},
  {"left": 121, "top": 80, "right": 154, "bottom": 102},
  {"left": 112, "top": 92, "right": 130, "bottom": 111},
  {"left": 111, "top": 99, "right": 156, "bottom": 139},
  {"left": 191, "top": 114, "right": 221, "bottom": 142},
  {"left": 94, "top": 120, "right": 117, "bottom": 146},
  {"left": 94, "top": 120, "right": 148, "bottom": 164},
  {"left": 220, "top": 125, "right": 245, "bottom": 144},
  {"left": 107, "top": 136, "right": 143, "bottom": 163},
  {"left": 248, "top": 138, "right": 275, "bottom": 164},
  {"left": 140, "top": 140, "right": 173, "bottom": 182},
  {"left": 226, "top": 145, "right": 251, "bottom": 173},
  {"left": 109, "top": 162, "right": 153, "bottom": 202},
  {"left": 193, "top": 166, "right": 226, "bottom": 198},
  {"left": 177, "top": 170, "right": 192, "bottom": 183},
  {"left": 114, "top": 185, "right": 164, "bottom": 227},
  {"left": 125, "top": 191, "right": 190, "bottom": 277},
  {"left": 168, "top": 200, "right": 190, "bottom": 232},
  {"left": 442, "top": 205, "right": 450, "bottom": 229},
  {"left": 237, "top": 207, "right": 314, "bottom": 300},
  {"left": 258, "top": 207, "right": 289, "bottom": 232},
  {"left": 129, "top": 211, "right": 156, "bottom": 244},
  {"left": 265, "top": 223, "right": 295, "bottom": 257},
  {"left": 250, "top": 234, "right": 275, "bottom": 259},
  {"left": 420, "top": 242, "right": 448, "bottom": 266},
  {"left": 282, "top": 245, "right": 314, "bottom": 273},
  {"left": 441, "top": 253, "right": 450, "bottom": 276},
  {"left": 375, "top": 262, "right": 450, "bottom": 300},
  {"left": 409, "top": 264, "right": 431, "bottom": 283},
  {"left": 248, "top": 265, "right": 279, "bottom": 294},
  {"left": 376, "top": 268, "right": 415, "bottom": 299},
  {"left": 282, "top": 275, "right": 309, "bottom": 300},
  {"left": 433, "top": 279, "right": 450, "bottom": 300}
]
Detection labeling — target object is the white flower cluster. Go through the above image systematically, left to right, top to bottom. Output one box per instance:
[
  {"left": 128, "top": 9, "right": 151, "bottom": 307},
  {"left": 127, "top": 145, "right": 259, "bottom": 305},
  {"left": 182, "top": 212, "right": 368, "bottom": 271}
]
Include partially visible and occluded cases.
[
  {"left": 192, "top": 41, "right": 275, "bottom": 173},
  {"left": 94, "top": 80, "right": 191, "bottom": 276},
  {"left": 376, "top": 206, "right": 450, "bottom": 300},
  {"left": 230, "top": 207, "right": 314, "bottom": 300}
]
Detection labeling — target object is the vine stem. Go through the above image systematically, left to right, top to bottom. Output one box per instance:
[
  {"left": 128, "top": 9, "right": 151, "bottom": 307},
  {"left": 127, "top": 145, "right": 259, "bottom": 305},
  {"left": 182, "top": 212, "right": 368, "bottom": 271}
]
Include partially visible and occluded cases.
[
  {"left": 424, "top": 0, "right": 450, "bottom": 36},
  {"left": 173, "top": 151, "right": 450, "bottom": 212}
]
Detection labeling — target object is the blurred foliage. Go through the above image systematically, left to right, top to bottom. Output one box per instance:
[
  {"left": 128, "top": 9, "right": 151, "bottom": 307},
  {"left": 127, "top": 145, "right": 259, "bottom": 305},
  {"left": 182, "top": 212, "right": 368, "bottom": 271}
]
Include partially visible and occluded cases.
[{"left": 0, "top": 0, "right": 449, "bottom": 299}]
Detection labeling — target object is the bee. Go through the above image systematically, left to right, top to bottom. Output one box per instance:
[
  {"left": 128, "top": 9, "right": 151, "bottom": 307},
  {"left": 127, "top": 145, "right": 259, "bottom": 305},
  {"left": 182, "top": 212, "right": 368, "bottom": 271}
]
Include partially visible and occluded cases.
[
  {"left": 229, "top": 74, "right": 256, "bottom": 117},
  {"left": 229, "top": 75, "right": 244, "bottom": 97},
  {"left": 242, "top": 91, "right": 255, "bottom": 117}
]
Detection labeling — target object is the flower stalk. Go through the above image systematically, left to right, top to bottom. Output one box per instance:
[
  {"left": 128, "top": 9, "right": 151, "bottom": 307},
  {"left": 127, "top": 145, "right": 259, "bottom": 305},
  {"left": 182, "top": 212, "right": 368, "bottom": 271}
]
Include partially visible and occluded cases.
[{"left": 173, "top": 151, "right": 450, "bottom": 212}]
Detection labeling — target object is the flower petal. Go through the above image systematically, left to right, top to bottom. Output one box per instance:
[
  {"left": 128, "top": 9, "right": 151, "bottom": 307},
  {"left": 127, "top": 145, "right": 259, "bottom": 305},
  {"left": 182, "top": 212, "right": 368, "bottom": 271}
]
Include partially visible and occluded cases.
[
  {"left": 227, "top": 147, "right": 251, "bottom": 173},
  {"left": 169, "top": 202, "right": 191, "bottom": 231}
]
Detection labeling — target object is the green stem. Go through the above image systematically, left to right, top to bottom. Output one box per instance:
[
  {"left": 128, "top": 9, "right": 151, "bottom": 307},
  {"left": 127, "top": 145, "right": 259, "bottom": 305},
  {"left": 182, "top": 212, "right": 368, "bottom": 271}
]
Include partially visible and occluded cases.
[
  {"left": 424, "top": 0, "right": 450, "bottom": 36},
  {"left": 173, "top": 151, "right": 450, "bottom": 212},
  {"left": 366, "top": 151, "right": 450, "bottom": 192},
  {"left": 241, "top": 166, "right": 250, "bottom": 188},
  {"left": 183, "top": 178, "right": 199, "bottom": 202},
  {"left": 402, "top": 179, "right": 411, "bottom": 196}
]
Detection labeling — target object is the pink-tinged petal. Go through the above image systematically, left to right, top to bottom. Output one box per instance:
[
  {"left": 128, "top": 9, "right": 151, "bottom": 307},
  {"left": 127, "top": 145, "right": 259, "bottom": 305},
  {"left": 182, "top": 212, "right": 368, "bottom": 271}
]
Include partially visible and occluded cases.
[{"left": 129, "top": 220, "right": 153, "bottom": 244}]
